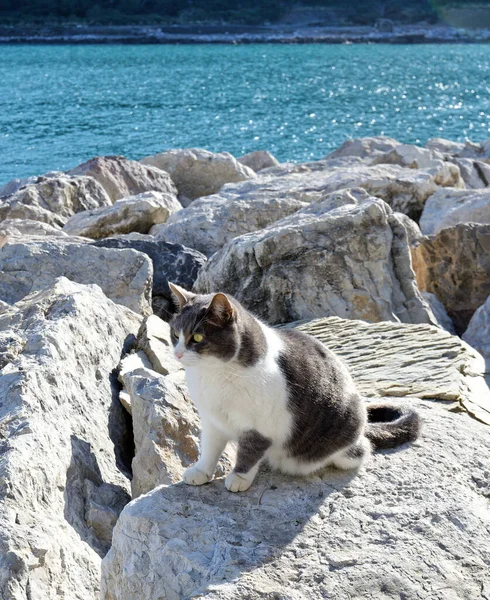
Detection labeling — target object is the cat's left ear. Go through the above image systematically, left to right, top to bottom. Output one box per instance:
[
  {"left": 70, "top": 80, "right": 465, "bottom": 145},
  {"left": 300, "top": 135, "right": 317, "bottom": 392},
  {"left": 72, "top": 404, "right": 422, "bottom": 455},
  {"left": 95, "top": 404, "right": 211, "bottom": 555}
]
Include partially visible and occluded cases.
[
  {"left": 169, "top": 282, "right": 195, "bottom": 310},
  {"left": 208, "top": 293, "right": 234, "bottom": 323}
]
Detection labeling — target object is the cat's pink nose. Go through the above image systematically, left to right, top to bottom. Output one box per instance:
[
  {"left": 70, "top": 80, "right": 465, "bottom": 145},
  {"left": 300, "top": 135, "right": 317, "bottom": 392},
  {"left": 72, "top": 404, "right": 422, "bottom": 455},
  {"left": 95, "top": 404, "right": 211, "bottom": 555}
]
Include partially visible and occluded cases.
[{"left": 175, "top": 351, "right": 183, "bottom": 359}]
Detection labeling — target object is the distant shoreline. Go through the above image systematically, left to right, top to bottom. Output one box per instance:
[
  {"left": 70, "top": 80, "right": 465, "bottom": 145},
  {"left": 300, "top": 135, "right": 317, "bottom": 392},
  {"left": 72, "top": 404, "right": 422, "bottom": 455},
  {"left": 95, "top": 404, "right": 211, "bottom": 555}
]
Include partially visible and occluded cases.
[{"left": 1, "top": 23, "right": 490, "bottom": 45}]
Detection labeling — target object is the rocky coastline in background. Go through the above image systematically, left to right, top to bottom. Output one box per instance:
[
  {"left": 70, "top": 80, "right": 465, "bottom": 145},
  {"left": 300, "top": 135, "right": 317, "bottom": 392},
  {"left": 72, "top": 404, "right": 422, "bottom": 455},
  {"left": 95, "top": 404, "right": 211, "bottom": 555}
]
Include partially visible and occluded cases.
[
  {"left": 2, "top": 23, "right": 490, "bottom": 44},
  {"left": 0, "top": 138, "right": 489, "bottom": 599}
]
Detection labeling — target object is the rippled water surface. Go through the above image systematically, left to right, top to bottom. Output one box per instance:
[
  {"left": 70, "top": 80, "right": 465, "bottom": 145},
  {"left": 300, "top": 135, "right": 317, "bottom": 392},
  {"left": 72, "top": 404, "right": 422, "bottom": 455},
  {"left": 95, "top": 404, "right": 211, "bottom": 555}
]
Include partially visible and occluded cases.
[{"left": 1, "top": 43, "right": 490, "bottom": 184}]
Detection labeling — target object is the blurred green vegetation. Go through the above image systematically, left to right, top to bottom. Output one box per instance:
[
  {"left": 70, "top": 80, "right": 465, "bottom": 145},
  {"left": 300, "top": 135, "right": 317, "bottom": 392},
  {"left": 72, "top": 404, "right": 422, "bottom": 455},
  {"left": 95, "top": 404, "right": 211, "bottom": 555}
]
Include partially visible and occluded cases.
[{"left": 1, "top": 0, "right": 490, "bottom": 26}]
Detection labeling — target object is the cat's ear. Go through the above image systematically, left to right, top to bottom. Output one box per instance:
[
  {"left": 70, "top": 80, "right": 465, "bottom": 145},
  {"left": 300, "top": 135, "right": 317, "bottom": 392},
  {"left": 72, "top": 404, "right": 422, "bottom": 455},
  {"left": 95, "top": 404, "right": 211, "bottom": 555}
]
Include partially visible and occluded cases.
[
  {"left": 169, "top": 282, "right": 195, "bottom": 310},
  {"left": 208, "top": 293, "right": 234, "bottom": 323}
]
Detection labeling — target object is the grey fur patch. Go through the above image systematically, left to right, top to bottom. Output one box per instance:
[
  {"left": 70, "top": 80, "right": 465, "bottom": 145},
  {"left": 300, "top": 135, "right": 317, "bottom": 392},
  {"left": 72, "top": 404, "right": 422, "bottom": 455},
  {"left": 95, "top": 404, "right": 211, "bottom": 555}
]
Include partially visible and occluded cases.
[
  {"left": 236, "top": 311, "right": 267, "bottom": 367},
  {"left": 277, "top": 329, "right": 367, "bottom": 464},
  {"left": 234, "top": 430, "right": 272, "bottom": 474}
]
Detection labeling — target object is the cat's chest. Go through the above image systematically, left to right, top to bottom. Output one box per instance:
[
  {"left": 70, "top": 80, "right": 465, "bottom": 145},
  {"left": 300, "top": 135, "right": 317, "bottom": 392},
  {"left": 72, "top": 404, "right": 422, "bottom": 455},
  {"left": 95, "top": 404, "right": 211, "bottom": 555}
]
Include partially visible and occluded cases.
[{"left": 184, "top": 362, "right": 289, "bottom": 438}]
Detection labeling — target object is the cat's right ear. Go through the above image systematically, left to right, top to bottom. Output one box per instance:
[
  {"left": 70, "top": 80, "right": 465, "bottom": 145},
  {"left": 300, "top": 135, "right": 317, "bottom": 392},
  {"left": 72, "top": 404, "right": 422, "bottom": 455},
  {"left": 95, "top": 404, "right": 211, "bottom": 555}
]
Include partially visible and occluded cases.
[{"left": 169, "top": 282, "right": 195, "bottom": 310}]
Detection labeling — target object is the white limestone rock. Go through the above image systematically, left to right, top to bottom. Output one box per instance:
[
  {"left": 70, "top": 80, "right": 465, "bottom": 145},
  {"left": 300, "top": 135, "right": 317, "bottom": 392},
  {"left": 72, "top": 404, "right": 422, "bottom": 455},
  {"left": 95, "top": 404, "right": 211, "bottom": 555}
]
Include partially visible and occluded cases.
[
  {"left": 324, "top": 136, "right": 401, "bottom": 160},
  {"left": 425, "top": 137, "right": 484, "bottom": 158},
  {"left": 373, "top": 143, "right": 445, "bottom": 169},
  {"left": 140, "top": 148, "right": 256, "bottom": 200},
  {"left": 237, "top": 150, "right": 280, "bottom": 172},
  {"left": 68, "top": 155, "right": 177, "bottom": 203},
  {"left": 449, "top": 157, "right": 490, "bottom": 188},
  {"left": 0, "top": 172, "right": 111, "bottom": 227},
  {"left": 419, "top": 188, "right": 490, "bottom": 235},
  {"left": 195, "top": 189, "right": 433, "bottom": 326},
  {"left": 152, "top": 190, "right": 308, "bottom": 257},
  {"left": 62, "top": 191, "right": 182, "bottom": 239},
  {"left": 0, "top": 218, "right": 68, "bottom": 247},
  {"left": 0, "top": 240, "right": 153, "bottom": 315},
  {"left": 0, "top": 278, "right": 141, "bottom": 600},
  {"left": 420, "top": 292, "right": 456, "bottom": 334},
  {"left": 463, "top": 295, "right": 490, "bottom": 371},
  {"left": 101, "top": 400, "right": 490, "bottom": 600}
]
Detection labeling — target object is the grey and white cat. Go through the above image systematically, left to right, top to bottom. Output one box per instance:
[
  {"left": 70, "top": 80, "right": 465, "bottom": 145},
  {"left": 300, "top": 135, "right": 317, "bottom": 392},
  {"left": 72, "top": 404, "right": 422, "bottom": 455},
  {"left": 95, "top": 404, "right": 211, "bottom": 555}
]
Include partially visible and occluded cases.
[{"left": 169, "top": 283, "right": 421, "bottom": 493}]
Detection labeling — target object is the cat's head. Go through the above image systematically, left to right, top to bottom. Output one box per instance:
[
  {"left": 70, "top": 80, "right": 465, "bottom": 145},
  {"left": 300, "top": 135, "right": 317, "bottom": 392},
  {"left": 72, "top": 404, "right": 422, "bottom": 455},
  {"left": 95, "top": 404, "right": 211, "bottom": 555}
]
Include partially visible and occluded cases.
[{"left": 168, "top": 282, "right": 240, "bottom": 367}]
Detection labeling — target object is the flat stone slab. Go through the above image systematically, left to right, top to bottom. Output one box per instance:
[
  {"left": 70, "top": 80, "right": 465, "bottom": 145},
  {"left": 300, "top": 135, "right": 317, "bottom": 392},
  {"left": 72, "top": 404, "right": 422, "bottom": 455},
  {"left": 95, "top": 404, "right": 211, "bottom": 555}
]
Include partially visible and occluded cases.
[{"left": 289, "top": 316, "right": 490, "bottom": 424}]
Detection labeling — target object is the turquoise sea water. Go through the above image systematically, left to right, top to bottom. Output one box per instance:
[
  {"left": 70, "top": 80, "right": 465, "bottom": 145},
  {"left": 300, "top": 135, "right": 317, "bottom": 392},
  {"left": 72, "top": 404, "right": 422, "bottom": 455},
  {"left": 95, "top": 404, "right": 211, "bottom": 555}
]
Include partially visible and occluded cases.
[{"left": 1, "top": 43, "right": 490, "bottom": 185}]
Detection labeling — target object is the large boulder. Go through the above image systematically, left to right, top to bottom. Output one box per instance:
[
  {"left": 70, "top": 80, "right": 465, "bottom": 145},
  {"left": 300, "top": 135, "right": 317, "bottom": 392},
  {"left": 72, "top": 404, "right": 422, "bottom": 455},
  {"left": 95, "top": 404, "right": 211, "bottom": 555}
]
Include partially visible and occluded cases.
[
  {"left": 325, "top": 136, "right": 401, "bottom": 160},
  {"left": 425, "top": 137, "right": 485, "bottom": 158},
  {"left": 372, "top": 143, "right": 445, "bottom": 170},
  {"left": 140, "top": 148, "right": 256, "bottom": 201},
  {"left": 237, "top": 150, "right": 280, "bottom": 172},
  {"left": 67, "top": 155, "right": 177, "bottom": 203},
  {"left": 449, "top": 157, "right": 490, "bottom": 188},
  {"left": 0, "top": 173, "right": 111, "bottom": 227},
  {"left": 419, "top": 188, "right": 490, "bottom": 235},
  {"left": 195, "top": 189, "right": 433, "bottom": 326},
  {"left": 62, "top": 192, "right": 182, "bottom": 239},
  {"left": 152, "top": 192, "right": 308, "bottom": 257},
  {"left": 0, "top": 218, "right": 68, "bottom": 248},
  {"left": 412, "top": 223, "right": 490, "bottom": 333},
  {"left": 92, "top": 235, "right": 206, "bottom": 319},
  {"left": 0, "top": 240, "right": 153, "bottom": 315},
  {"left": 0, "top": 278, "right": 141, "bottom": 600},
  {"left": 462, "top": 295, "right": 490, "bottom": 370},
  {"left": 101, "top": 400, "right": 490, "bottom": 600}
]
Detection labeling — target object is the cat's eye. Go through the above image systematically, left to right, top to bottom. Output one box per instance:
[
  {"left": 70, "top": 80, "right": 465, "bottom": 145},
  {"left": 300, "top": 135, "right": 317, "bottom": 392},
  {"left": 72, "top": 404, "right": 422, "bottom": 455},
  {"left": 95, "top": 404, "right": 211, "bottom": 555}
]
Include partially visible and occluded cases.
[
  {"left": 171, "top": 330, "right": 179, "bottom": 339},
  {"left": 192, "top": 333, "right": 204, "bottom": 343}
]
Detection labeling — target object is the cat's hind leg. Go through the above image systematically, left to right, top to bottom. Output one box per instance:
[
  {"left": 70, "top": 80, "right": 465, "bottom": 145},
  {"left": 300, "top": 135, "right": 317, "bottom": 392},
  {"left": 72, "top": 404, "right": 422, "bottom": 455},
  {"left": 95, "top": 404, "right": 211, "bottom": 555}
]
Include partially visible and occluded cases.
[
  {"left": 183, "top": 419, "right": 228, "bottom": 486},
  {"left": 225, "top": 430, "right": 272, "bottom": 492},
  {"left": 329, "top": 436, "right": 372, "bottom": 471}
]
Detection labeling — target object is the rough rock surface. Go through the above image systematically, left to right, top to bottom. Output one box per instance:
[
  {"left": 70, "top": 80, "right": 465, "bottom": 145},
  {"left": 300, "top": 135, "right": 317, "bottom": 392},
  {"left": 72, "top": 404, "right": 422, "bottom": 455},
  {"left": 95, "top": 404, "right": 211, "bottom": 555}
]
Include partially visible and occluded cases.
[
  {"left": 325, "top": 135, "right": 401, "bottom": 160},
  {"left": 425, "top": 137, "right": 485, "bottom": 158},
  {"left": 372, "top": 142, "right": 445, "bottom": 169},
  {"left": 140, "top": 148, "right": 256, "bottom": 201},
  {"left": 237, "top": 150, "right": 280, "bottom": 172},
  {"left": 68, "top": 155, "right": 177, "bottom": 203},
  {"left": 449, "top": 157, "right": 490, "bottom": 188},
  {"left": 0, "top": 173, "right": 111, "bottom": 227},
  {"left": 419, "top": 188, "right": 490, "bottom": 235},
  {"left": 195, "top": 189, "right": 433, "bottom": 326},
  {"left": 153, "top": 191, "right": 308, "bottom": 257},
  {"left": 62, "top": 192, "right": 182, "bottom": 239},
  {"left": 393, "top": 212, "right": 423, "bottom": 247},
  {"left": 0, "top": 218, "right": 68, "bottom": 247},
  {"left": 412, "top": 223, "right": 490, "bottom": 333},
  {"left": 92, "top": 235, "right": 206, "bottom": 319},
  {"left": 0, "top": 240, "right": 153, "bottom": 315},
  {"left": 0, "top": 278, "right": 141, "bottom": 600},
  {"left": 420, "top": 291, "right": 456, "bottom": 334},
  {"left": 463, "top": 295, "right": 490, "bottom": 369},
  {"left": 134, "top": 315, "right": 181, "bottom": 376},
  {"left": 291, "top": 316, "right": 490, "bottom": 423},
  {"left": 101, "top": 400, "right": 490, "bottom": 600}
]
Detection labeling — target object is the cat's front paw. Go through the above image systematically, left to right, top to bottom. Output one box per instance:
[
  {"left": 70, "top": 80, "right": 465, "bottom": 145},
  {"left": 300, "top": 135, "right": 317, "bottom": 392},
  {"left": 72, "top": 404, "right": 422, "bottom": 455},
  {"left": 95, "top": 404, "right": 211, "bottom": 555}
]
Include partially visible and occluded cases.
[
  {"left": 183, "top": 465, "right": 212, "bottom": 486},
  {"left": 225, "top": 471, "right": 254, "bottom": 493}
]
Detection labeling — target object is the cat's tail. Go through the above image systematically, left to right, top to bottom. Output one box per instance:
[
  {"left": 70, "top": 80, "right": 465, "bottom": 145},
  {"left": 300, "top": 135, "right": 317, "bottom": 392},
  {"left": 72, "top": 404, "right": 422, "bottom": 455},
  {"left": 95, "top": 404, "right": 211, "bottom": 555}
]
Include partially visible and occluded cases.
[{"left": 365, "top": 403, "right": 421, "bottom": 450}]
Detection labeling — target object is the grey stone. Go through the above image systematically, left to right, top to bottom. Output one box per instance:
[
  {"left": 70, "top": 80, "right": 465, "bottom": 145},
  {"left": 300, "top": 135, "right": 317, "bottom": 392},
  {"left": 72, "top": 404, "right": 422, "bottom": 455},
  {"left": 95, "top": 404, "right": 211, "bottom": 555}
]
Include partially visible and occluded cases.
[
  {"left": 325, "top": 136, "right": 401, "bottom": 159},
  {"left": 140, "top": 148, "right": 256, "bottom": 201},
  {"left": 237, "top": 150, "right": 280, "bottom": 172},
  {"left": 68, "top": 155, "right": 177, "bottom": 203},
  {"left": 449, "top": 158, "right": 490, "bottom": 188},
  {"left": 0, "top": 172, "right": 111, "bottom": 227},
  {"left": 420, "top": 188, "right": 490, "bottom": 236},
  {"left": 195, "top": 189, "right": 433, "bottom": 326},
  {"left": 62, "top": 191, "right": 182, "bottom": 239},
  {"left": 0, "top": 218, "right": 68, "bottom": 248},
  {"left": 412, "top": 223, "right": 490, "bottom": 333},
  {"left": 91, "top": 234, "right": 206, "bottom": 318},
  {"left": 0, "top": 240, "right": 153, "bottom": 315},
  {"left": 0, "top": 278, "right": 141, "bottom": 600},
  {"left": 421, "top": 292, "right": 456, "bottom": 334},
  {"left": 463, "top": 295, "right": 490, "bottom": 371},
  {"left": 135, "top": 315, "right": 181, "bottom": 376},
  {"left": 101, "top": 400, "right": 490, "bottom": 600}
]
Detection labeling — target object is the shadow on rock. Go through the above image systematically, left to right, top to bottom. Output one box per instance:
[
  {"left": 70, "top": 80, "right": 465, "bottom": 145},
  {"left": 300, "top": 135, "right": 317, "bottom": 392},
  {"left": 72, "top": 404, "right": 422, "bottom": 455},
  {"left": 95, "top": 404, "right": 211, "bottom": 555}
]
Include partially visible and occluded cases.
[{"left": 64, "top": 435, "right": 131, "bottom": 557}]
